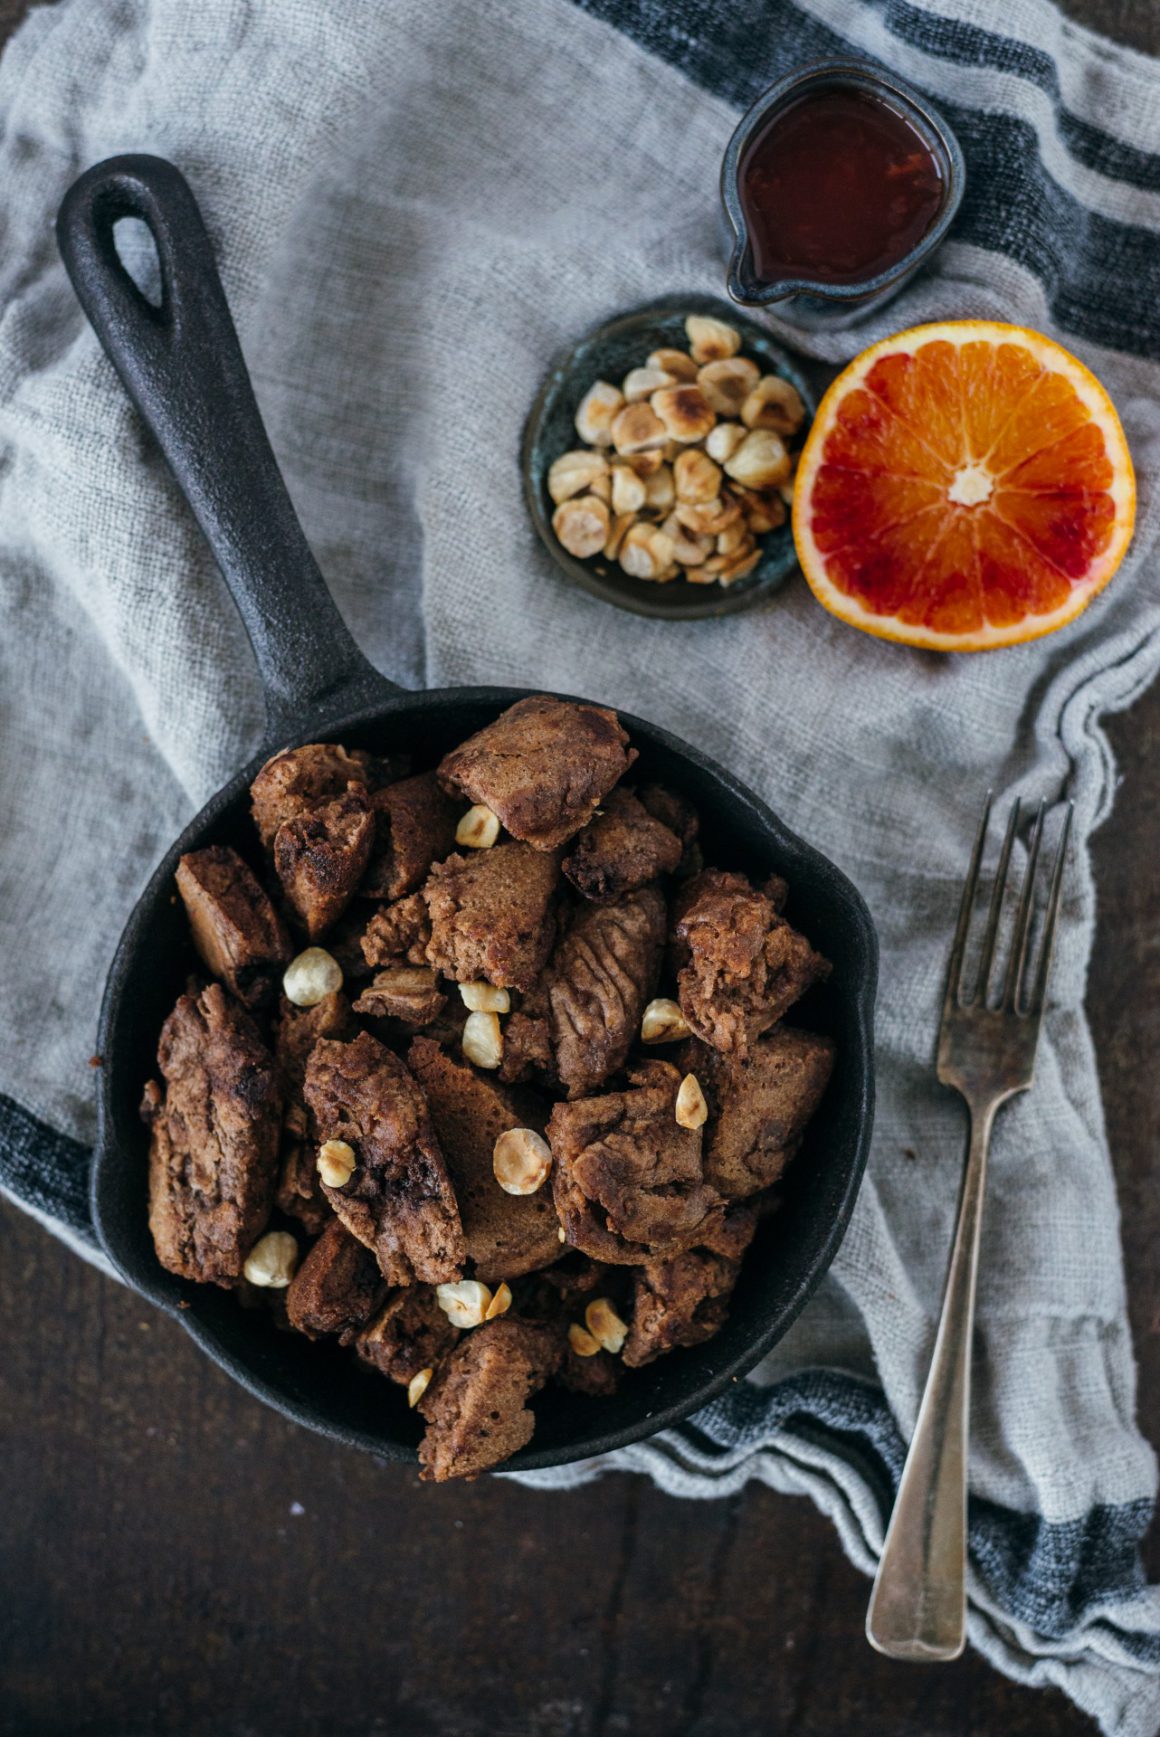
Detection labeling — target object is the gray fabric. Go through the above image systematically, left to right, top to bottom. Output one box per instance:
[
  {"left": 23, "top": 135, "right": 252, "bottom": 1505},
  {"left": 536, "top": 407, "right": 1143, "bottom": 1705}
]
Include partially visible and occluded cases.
[{"left": 0, "top": 0, "right": 1158, "bottom": 1730}]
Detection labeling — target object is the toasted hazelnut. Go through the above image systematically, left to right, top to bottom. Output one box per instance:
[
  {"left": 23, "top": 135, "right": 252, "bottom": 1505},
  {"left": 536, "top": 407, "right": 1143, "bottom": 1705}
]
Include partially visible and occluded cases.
[
  {"left": 685, "top": 314, "right": 741, "bottom": 364},
  {"left": 647, "top": 347, "right": 699, "bottom": 382},
  {"left": 697, "top": 356, "right": 760, "bottom": 416},
  {"left": 622, "top": 365, "right": 676, "bottom": 402},
  {"left": 741, "top": 374, "right": 807, "bottom": 435},
  {"left": 575, "top": 380, "right": 624, "bottom": 446},
  {"left": 650, "top": 384, "right": 716, "bottom": 445},
  {"left": 611, "top": 401, "right": 668, "bottom": 456},
  {"left": 704, "top": 422, "right": 748, "bottom": 464},
  {"left": 724, "top": 428, "right": 792, "bottom": 491},
  {"left": 625, "top": 448, "right": 665, "bottom": 478},
  {"left": 673, "top": 448, "right": 723, "bottom": 505},
  {"left": 548, "top": 449, "right": 609, "bottom": 505},
  {"left": 611, "top": 464, "right": 647, "bottom": 516},
  {"left": 641, "top": 464, "right": 674, "bottom": 514},
  {"left": 590, "top": 471, "right": 612, "bottom": 503},
  {"left": 731, "top": 484, "right": 786, "bottom": 535},
  {"left": 552, "top": 494, "right": 611, "bottom": 559},
  {"left": 675, "top": 495, "right": 742, "bottom": 538},
  {"left": 604, "top": 512, "right": 636, "bottom": 561},
  {"left": 660, "top": 512, "right": 713, "bottom": 569},
  {"left": 717, "top": 520, "right": 750, "bottom": 557},
  {"left": 619, "top": 523, "right": 675, "bottom": 581},
  {"left": 717, "top": 548, "right": 762, "bottom": 586},
  {"left": 655, "top": 562, "right": 680, "bottom": 583},
  {"left": 682, "top": 566, "right": 715, "bottom": 585},
  {"left": 456, "top": 803, "right": 501, "bottom": 848},
  {"left": 283, "top": 947, "right": 343, "bottom": 1008},
  {"left": 460, "top": 980, "right": 511, "bottom": 1013},
  {"left": 641, "top": 997, "right": 692, "bottom": 1043},
  {"left": 462, "top": 1010, "right": 503, "bottom": 1069},
  {"left": 675, "top": 1072, "right": 709, "bottom": 1130},
  {"left": 493, "top": 1127, "right": 553, "bottom": 1195},
  {"left": 317, "top": 1138, "right": 357, "bottom": 1188},
  {"left": 558, "top": 1224, "right": 568, "bottom": 1243},
  {"left": 243, "top": 1230, "right": 299, "bottom": 1289},
  {"left": 436, "top": 1280, "right": 493, "bottom": 1328},
  {"left": 485, "top": 1281, "right": 513, "bottom": 1321},
  {"left": 585, "top": 1297, "right": 629, "bottom": 1355},
  {"left": 568, "top": 1322, "right": 601, "bottom": 1358},
  {"left": 407, "top": 1366, "right": 434, "bottom": 1408}
]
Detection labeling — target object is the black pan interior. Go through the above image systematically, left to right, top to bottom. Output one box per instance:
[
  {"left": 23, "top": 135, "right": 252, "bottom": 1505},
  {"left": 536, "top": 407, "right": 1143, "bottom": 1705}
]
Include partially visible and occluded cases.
[{"left": 94, "top": 686, "right": 876, "bottom": 1472}]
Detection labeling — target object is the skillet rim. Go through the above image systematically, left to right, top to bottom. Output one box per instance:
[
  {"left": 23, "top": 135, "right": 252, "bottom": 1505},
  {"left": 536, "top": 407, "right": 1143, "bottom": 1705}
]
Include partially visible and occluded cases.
[{"left": 93, "top": 683, "right": 877, "bottom": 1471}]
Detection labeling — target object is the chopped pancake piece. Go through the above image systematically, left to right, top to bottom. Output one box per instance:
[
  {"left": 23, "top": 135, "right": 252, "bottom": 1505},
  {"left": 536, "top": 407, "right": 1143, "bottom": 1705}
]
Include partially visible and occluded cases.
[
  {"left": 438, "top": 695, "right": 636, "bottom": 851},
  {"left": 250, "top": 742, "right": 370, "bottom": 851},
  {"left": 362, "top": 771, "right": 460, "bottom": 902},
  {"left": 637, "top": 783, "right": 699, "bottom": 863},
  {"left": 273, "top": 786, "right": 375, "bottom": 940},
  {"left": 562, "top": 788, "right": 683, "bottom": 904},
  {"left": 423, "top": 843, "right": 560, "bottom": 991},
  {"left": 175, "top": 846, "right": 291, "bottom": 1008},
  {"left": 673, "top": 868, "right": 829, "bottom": 1057},
  {"left": 547, "top": 884, "right": 666, "bottom": 1098},
  {"left": 361, "top": 892, "right": 431, "bottom": 967},
  {"left": 353, "top": 966, "right": 447, "bottom": 1028},
  {"left": 144, "top": 983, "right": 281, "bottom": 1287},
  {"left": 274, "top": 989, "right": 356, "bottom": 1233},
  {"left": 498, "top": 995, "right": 556, "bottom": 1088},
  {"left": 691, "top": 1027, "right": 834, "bottom": 1199},
  {"left": 304, "top": 1031, "right": 466, "bottom": 1286},
  {"left": 408, "top": 1037, "right": 561, "bottom": 1282},
  {"left": 547, "top": 1062, "right": 724, "bottom": 1264},
  {"left": 285, "top": 1218, "right": 387, "bottom": 1342},
  {"left": 622, "top": 1243, "right": 745, "bottom": 1367},
  {"left": 356, "top": 1285, "right": 461, "bottom": 1383},
  {"left": 417, "top": 1317, "right": 562, "bottom": 1481}
]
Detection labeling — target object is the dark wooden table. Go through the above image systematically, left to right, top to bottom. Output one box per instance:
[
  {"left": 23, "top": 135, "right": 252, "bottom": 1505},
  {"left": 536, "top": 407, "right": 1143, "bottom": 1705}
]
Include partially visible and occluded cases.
[{"left": 2, "top": 3, "right": 1157, "bottom": 1732}]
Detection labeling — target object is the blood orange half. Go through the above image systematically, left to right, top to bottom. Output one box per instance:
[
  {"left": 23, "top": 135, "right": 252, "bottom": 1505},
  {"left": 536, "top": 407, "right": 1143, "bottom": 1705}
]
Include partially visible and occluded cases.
[{"left": 793, "top": 321, "right": 1135, "bottom": 651}]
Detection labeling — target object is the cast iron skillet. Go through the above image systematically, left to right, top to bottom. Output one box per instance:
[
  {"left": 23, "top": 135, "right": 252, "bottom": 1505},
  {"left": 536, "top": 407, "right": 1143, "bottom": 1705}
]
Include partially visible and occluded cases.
[{"left": 56, "top": 154, "right": 878, "bottom": 1472}]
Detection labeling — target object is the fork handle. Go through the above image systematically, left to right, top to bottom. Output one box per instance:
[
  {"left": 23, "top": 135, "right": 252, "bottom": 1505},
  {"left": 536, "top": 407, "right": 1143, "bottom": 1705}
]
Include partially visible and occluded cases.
[{"left": 865, "top": 1099, "right": 996, "bottom": 1660}]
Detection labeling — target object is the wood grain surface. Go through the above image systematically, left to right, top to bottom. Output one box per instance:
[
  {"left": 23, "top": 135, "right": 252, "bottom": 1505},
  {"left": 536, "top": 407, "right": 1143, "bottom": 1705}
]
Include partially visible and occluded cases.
[{"left": 0, "top": 2, "right": 1156, "bottom": 1733}]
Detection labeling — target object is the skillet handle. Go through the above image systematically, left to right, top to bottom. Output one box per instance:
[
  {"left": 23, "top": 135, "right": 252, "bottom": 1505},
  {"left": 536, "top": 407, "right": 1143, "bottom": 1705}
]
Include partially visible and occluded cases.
[{"left": 55, "top": 154, "right": 399, "bottom": 741}]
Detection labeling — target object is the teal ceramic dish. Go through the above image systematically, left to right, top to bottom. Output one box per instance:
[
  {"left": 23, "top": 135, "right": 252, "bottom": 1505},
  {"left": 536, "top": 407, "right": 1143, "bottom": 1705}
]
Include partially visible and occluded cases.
[{"left": 522, "top": 295, "right": 815, "bottom": 620}]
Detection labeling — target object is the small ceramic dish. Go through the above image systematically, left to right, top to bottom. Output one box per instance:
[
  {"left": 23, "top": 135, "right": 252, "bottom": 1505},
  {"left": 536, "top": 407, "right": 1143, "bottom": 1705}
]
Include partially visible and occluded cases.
[{"left": 522, "top": 295, "right": 815, "bottom": 620}]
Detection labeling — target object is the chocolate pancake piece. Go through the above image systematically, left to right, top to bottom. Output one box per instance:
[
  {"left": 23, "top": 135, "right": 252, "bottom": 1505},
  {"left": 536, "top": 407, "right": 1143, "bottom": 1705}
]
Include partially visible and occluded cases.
[
  {"left": 437, "top": 695, "right": 636, "bottom": 851},
  {"left": 250, "top": 742, "right": 370, "bottom": 851},
  {"left": 362, "top": 771, "right": 459, "bottom": 902},
  {"left": 273, "top": 786, "right": 375, "bottom": 940},
  {"left": 562, "top": 788, "right": 683, "bottom": 903},
  {"left": 423, "top": 843, "right": 560, "bottom": 992},
  {"left": 175, "top": 845, "right": 291, "bottom": 1008},
  {"left": 546, "top": 884, "right": 666, "bottom": 1098},
  {"left": 144, "top": 983, "right": 281, "bottom": 1287},
  {"left": 274, "top": 989, "right": 356, "bottom": 1233},
  {"left": 691, "top": 1026, "right": 834, "bottom": 1199},
  {"left": 304, "top": 1031, "right": 466, "bottom": 1286},
  {"left": 407, "top": 1036, "right": 561, "bottom": 1283},
  {"left": 285, "top": 1218, "right": 388, "bottom": 1342},
  {"left": 356, "top": 1286, "right": 461, "bottom": 1384},
  {"left": 417, "top": 1317, "right": 562, "bottom": 1481}
]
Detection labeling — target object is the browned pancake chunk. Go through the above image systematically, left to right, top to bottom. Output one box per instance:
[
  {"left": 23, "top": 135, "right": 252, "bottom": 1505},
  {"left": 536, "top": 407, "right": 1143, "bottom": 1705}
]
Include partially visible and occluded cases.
[
  {"left": 437, "top": 695, "right": 636, "bottom": 851},
  {"left": 250, "top": 742, "right": 370, "bottom": 851},
  {"left": 362, "top": 771, "right": 459, "bottom": 902},
  {"left": 638, "top": 783, "right": 700, "bottom": 860},
  {"left": 273, "top": 786, "right": 375, "bottom": 940},
  {"left": 562, "top": 788, "right": 683, "bottom": 903},
  {"left": 423, "top": 843, "right": 560, "bottom": 991},
  {"left": 175, "top": 846, "right": 291, "bottom": 1008},
  {"left": 672, "top": 868, "right": 829, "bottom": 1057},
  {"left": 547, "top": 884, "right": 666, "bottom": 1098},
  {"left": 361, "top": 892, "right": 432, "bottom": 968},
  {"left": 353, "top": 966, "right": 447, "bottom": 1029},
  {"left": 144, "top": 983, "right": 281, "bottom": 1287},
  {"left": 274, "top": 990, "right": 355, "bottom": 1233},
  {"left": 498, "top": 1001, "right": 555, "bottom": 1086},
  {"left": 690, "top": 1027, "right": 834, "bottom": 1200},
  {"left": 304, "top": 1031, "right": 466, "bottom": 1286},
  {"left": 407, "top": 1037, "right": 561, "bottom": 1283},
  {"left": 547, "top": 1061, "right": 724, "bottom": 1264},
  {"left": 285, "top": 1218, "right": 387, "bottom": 1342},
  {"left": 622, "top": 1242, "right": 746, "bottom": 1367},
  {"left": 356, "top": 1286, "right": 461, "bottom": 1384},
  {"left": 417, "top": 1318, "right": 562, "bottom": 1482}
]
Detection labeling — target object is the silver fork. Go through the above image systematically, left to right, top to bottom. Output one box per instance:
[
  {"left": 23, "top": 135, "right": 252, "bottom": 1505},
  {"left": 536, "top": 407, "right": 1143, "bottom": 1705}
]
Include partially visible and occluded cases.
[{"left": 865, "top": 793, "right": 1073, "bottom": 1661}]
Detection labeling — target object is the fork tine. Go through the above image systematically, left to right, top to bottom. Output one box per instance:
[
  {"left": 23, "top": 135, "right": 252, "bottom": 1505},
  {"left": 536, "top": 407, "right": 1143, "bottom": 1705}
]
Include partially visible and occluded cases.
[
  {"left": 944, "top": 791, "right": 992, "bottom": 1009},
  {"left": 972, "top": 797, "right": 1020, "bottom": 1006},
  {"left": 1004, "top": 799, "right": 1046, "bottom": 1008},
  {"left": 1021, "top": 801, "right": 1073, "bottom": 1015}
]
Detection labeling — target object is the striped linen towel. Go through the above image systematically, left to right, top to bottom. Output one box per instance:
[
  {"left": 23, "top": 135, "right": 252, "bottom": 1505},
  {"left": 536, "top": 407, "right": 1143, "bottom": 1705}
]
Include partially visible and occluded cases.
[{"left": 0, "top": 1, "right": 1156, "bottom": 1729}]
